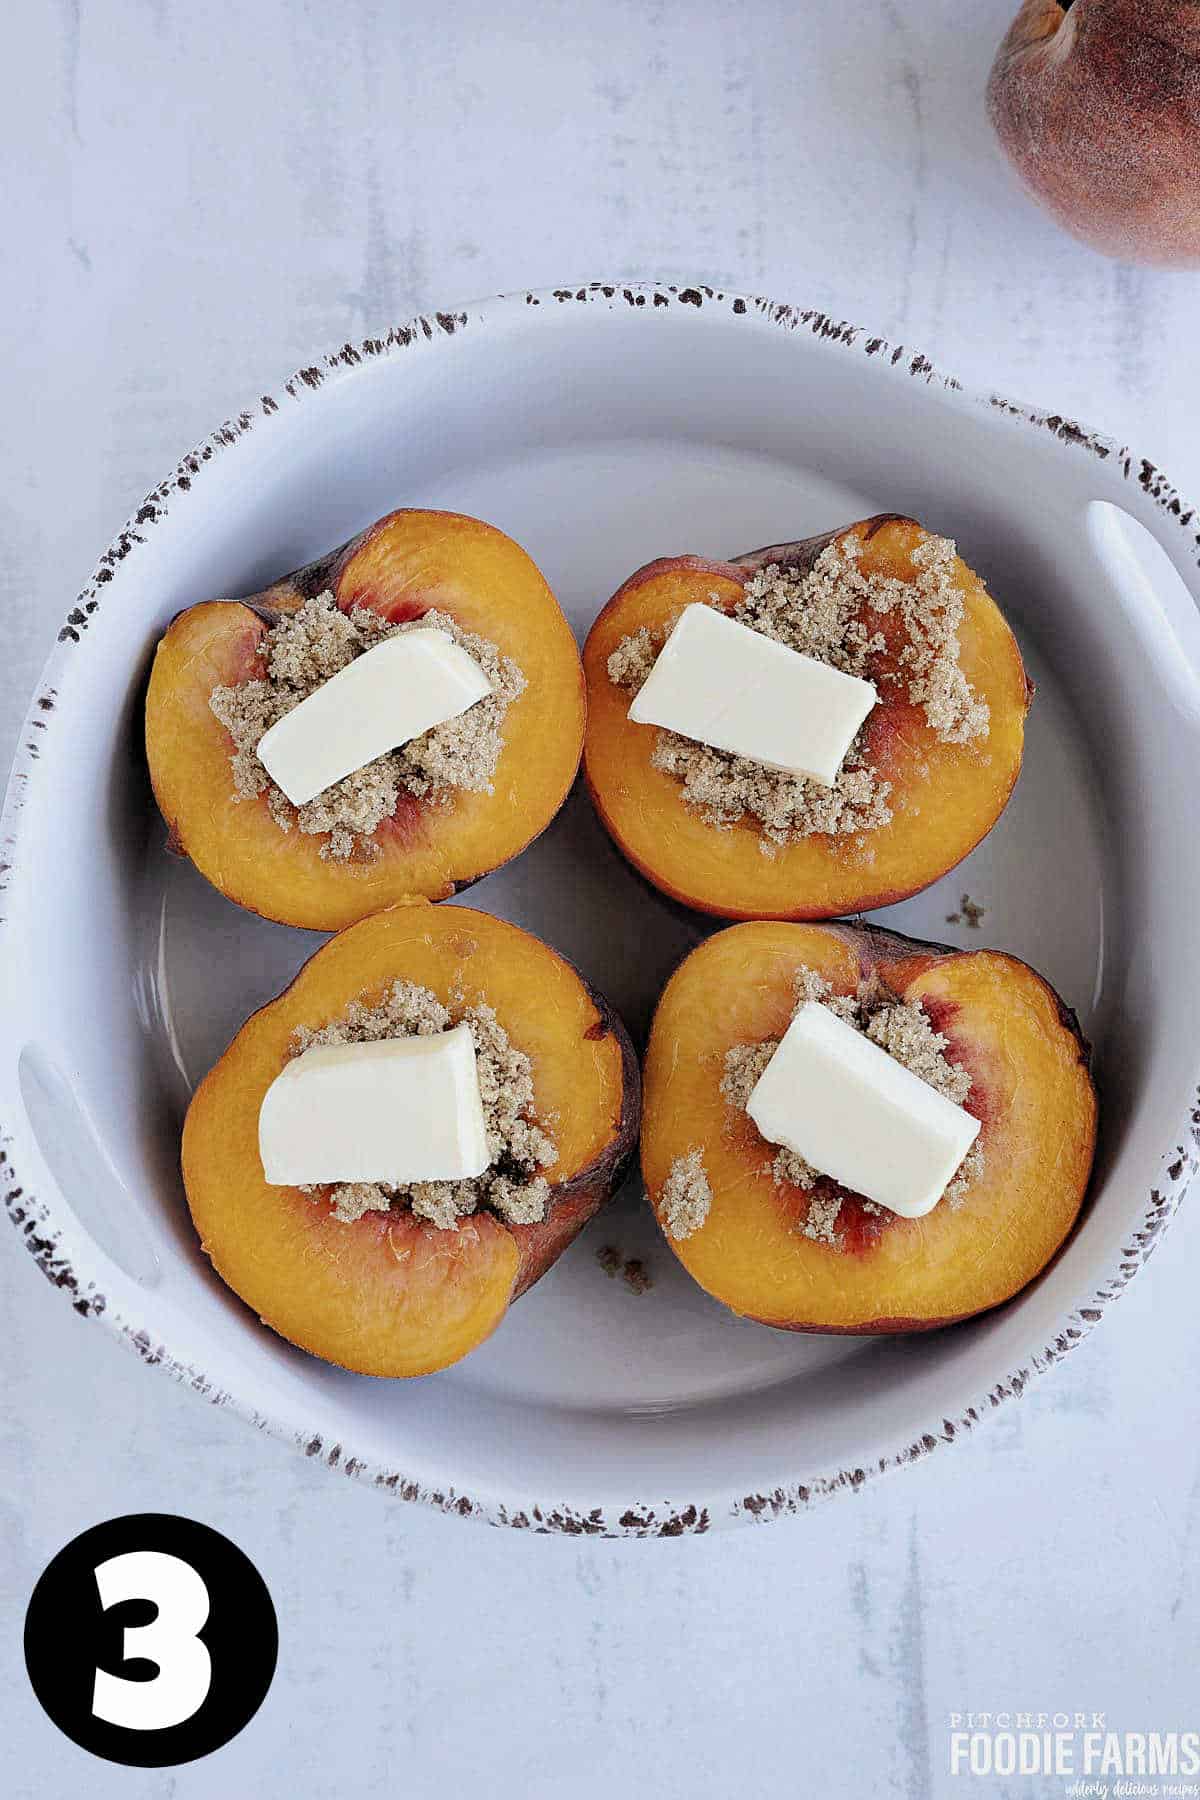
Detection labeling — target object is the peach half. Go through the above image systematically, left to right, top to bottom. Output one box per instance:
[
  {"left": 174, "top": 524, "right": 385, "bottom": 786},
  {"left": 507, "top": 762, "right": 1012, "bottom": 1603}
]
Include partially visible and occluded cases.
[
  {"left": 147, "top": 508, "right": 584, "bottom": 930},
  {"left": 583, "top": 515, "right": 1030, "bottom": 920},
  {"left": 182, "top": 904, "right": 639, "bottom": 1377},
  {"left": 641, "top": 918, "right": 1096, "bottom": 1332}
]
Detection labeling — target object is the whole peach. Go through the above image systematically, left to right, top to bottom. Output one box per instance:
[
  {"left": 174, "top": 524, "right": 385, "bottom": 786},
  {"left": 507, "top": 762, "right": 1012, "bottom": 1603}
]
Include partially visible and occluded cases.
[{"left": 987, "top": 0, "right": 1200, "bottom": 266}]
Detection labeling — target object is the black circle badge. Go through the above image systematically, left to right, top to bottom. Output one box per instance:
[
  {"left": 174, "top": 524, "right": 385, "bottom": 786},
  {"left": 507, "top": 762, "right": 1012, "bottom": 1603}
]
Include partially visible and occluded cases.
[{"left": 24, "top": 1513, "right": 277, "bottom": 1767}]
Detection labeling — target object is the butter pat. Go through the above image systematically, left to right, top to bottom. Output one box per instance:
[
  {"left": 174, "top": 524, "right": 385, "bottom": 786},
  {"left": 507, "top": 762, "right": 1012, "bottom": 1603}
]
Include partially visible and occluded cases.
[
  {"left": 627, "top": 604, "right": 877, "bottom": 785},
  {"left": 258, "top": 629, "right": 492, "bottom": 807},
  {"left": 746, "top": 1002, "right": 980, "bottom": 1218},
  {"left": 259, "top": 1023, "right": 490, "bottom": 1186}
]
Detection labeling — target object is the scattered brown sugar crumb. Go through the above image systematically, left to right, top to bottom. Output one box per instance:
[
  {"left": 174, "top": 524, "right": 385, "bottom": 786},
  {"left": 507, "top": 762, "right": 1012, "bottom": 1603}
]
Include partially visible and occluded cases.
[
  {"left": 608, "top": 530, "right": 988, "bottom": 846},
  {"left": 209, "top": 591, "right": 525, "bottom": 861},
  {"left": 946, "top": 892, "right": 987, "bottom": 929},
  {"left": 960, "top": 892, "right": 986, "bottom": 929},
  {"left": 720, "top": 963, "right": 984, "bottom": 1247},
  {"left": 291, "top": 979, "right": 556, "bottom": 1229},
  {"left": 660, "top": 1148, "right": 712, "bottom": 1241},
  {"left": 799, "top": 1191, "right": 844, "bottom": 1246},
  {"left": 595, "top": 1244, "right": 654, "bottom": 1293},
  {"left": 622, "top": 1257, "right": 653, "bottom": 1294}
]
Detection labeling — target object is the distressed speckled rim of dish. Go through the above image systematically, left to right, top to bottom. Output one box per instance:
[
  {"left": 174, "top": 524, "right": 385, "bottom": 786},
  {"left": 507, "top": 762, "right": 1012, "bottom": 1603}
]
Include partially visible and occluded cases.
[{"left": 3, "top": 282, "right": 1200, "bottom": 1536}]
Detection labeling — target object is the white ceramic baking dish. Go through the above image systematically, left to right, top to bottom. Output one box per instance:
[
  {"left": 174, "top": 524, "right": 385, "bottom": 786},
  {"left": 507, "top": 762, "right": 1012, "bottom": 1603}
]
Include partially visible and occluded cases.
[{"left": 4, "top": 284, "right": 1199, "bottom": 1534}]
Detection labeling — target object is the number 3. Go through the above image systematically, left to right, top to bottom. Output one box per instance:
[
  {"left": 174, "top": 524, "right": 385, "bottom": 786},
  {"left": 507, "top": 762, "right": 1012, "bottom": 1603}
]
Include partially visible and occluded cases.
[{"left": 92, "top": 1552, "right": 213, "bottom": 1732}]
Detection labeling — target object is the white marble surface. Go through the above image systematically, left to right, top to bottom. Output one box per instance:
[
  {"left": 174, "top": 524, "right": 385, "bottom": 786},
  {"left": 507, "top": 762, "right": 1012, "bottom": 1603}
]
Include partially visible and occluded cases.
[{"left": 3, "top": 2, "right": 1200, "bottom": 1794}]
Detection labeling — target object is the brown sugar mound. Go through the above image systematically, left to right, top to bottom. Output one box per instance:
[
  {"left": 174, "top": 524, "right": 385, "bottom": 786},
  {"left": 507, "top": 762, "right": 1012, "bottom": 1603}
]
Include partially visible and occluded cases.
[
  {"left": 608, "top": 531, "right": 988, "bottom": 848},
  {"left": 210, "top": 592, "right": 525, "bottom": 861}
]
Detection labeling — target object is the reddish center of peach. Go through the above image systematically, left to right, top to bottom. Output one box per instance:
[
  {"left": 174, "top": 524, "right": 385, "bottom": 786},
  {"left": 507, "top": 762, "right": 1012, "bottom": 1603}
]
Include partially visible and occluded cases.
[
  {"left": 336, "top": 586, "right": 431, "bottom": 627},
  {"left": 229, "top": 622, "right": 269, "bottom": 685},
  {"left": 376, "top": 788, "right": 427, "bottom": 849},
  {"left": 918, "top": 996, "right": 996, "bottom": 1134},
  {"left": 833, "top": 1191, "right": 890, "bottom": 1257}
]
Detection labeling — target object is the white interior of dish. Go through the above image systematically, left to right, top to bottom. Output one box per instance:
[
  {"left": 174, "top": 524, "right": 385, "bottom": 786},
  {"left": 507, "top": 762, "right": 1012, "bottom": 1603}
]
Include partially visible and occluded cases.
[{"left": 7, "top": 295, "right": 1200, "bottom": 1519}]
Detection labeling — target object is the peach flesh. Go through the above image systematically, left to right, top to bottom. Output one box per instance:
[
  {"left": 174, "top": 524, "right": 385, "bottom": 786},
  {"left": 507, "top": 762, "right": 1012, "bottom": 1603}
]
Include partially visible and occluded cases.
[{"left": 640, "top": 919, "right": 1098, "bottom": 1333}]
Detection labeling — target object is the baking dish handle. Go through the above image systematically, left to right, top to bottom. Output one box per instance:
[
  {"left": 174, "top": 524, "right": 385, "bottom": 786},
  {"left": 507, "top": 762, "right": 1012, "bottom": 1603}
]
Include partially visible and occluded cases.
[
  {"left": 1085, "top": 476, "right": 1200, "bottom": 690},
  {"left": 1, "top": 1031, "right": 166, "bottom": 1334},
  {"left": 1, "top": 1082, "right": 162, "bottom": 1349}
]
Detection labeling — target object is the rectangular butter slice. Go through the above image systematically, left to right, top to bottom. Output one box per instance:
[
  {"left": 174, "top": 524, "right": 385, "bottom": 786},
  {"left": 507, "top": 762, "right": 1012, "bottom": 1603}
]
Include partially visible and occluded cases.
[
  {"left": 627, "top": 603, "right": 877, "bottom": 786},
  {"left": 257, "top": 628, "right": 492, "bottom": 807},
  {"left": 745, "top": 1002, "right": 980, "bottom": 1218},
  {"left": 259, "top": 1023, "right": 490, "bottom": 1186}
]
